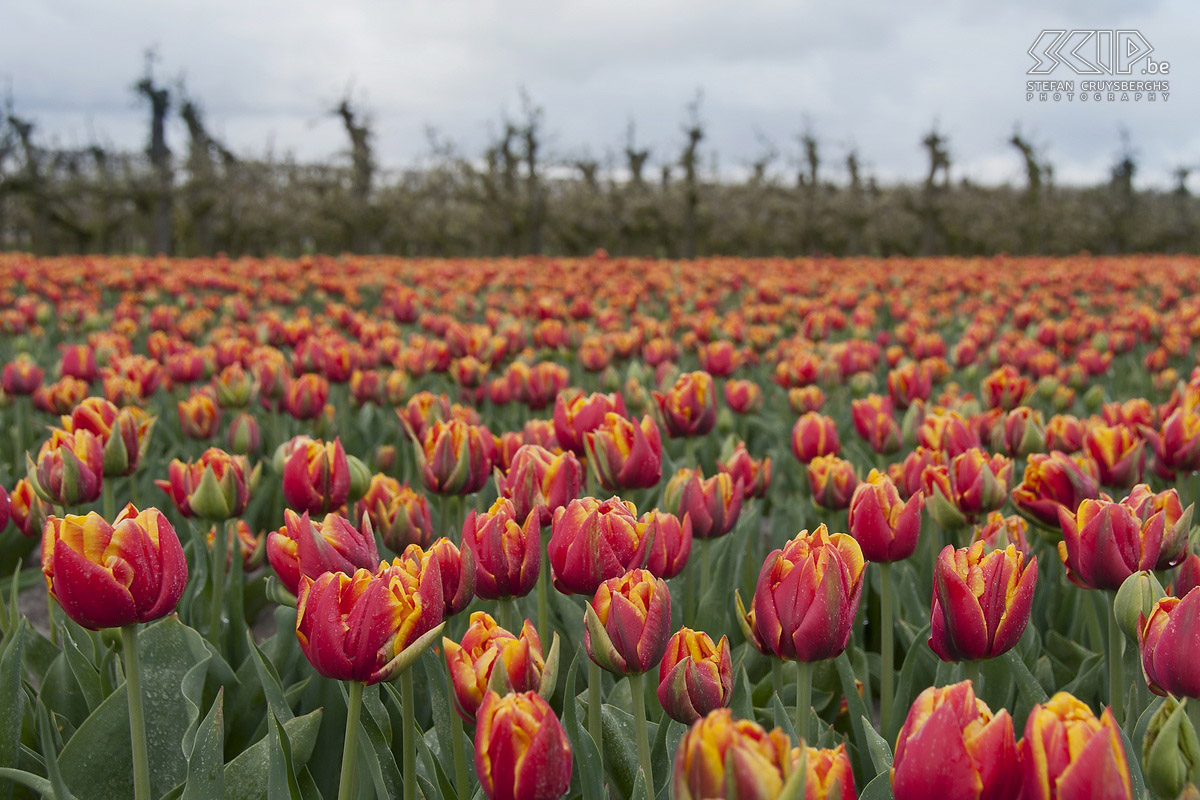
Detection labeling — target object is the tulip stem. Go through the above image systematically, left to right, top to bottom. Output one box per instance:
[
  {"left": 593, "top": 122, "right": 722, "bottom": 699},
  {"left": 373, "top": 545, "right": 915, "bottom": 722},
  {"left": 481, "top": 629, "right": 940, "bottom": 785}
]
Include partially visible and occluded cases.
[
  {"left": 684, "top": 436, "right": 698, "bottom": 470},
  {"left": 102, "top": 479, "right": 115, "bottom": 521},
  {"left": 209, "top": 519, "right": 228, "bottom": 648},
  {"left": 537, "top": 527, "right": 550, "bottom": 641},
  {"left": 699, "top": 539, "right": 712, "bottom": 606},
  {"left": 879, "top": 562, "right": 894, "bottom": 734},
  {"left": 1107, "top": 593, "right": 1124, "bottom": 726},
  {"left": 500, "top": 597, "right": 520, "bottom": 633},
  {"left": 121, "top": 625, "right": 151, "bottom": 800},
  {"left": 588, "top": 657, "right": 604, "bottom": 771},
  {"left": 772, "top": 658, "right": 784, "bottom": 700},
  {"left": 795, "top": 659, "right": 812, "bottom": 745},
  {"left": 964, "top": 660, "right": 980, "bottom": 691},
  {"left": 401, "top": 669, "right": 417, "bottom": 800},
  {"left": 628, "top": 672, "right": 654, "bottom": 800},
  {"left": 447, "top": 678, "right": 470, "bottom": 799},
  {"left": 338, "top": 680, "right": 363, "bottom": 800},
  {"left": 1189, "top": 700, "right": 1200, "bottom": 785}
]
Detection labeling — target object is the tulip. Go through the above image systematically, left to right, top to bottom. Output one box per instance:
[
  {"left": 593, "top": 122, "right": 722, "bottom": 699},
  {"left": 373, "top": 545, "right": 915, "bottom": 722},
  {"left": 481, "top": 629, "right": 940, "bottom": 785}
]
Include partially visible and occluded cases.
[
  {"left": 699, "top": 340, "right": 740, "bottom": 377},
  {"left": 60, "top": 345, "right": 99, "bottom": 383},
  {"left": 2, "top": 353, "right": 43, "bottom": 395},
  {"left": 888, "top": 362, "right": 932, "bottom": 409},
  {"left": 213, "top": 363, "right": 256, "bottom": 408},
  {"left": 981, "top": 364, "right": 1030, "bottom": 411},
  {"left": 349, "top": 369, "right": 385, "bottom": 406},
  {"left": 654, "top": 371, "right": 717, "bottom": 438},
  {"left": 282, "top": 372, "right": 330, "bottom": 420},
  {"left": 33, "top": 377, "right": 88, "bottom": 415},
  {"left": 723, "top": 378, "right": 763, "bottom": 413},
  {"left": 789, "top": 385, "right": 826, "bottom": 414},
  {"left": 398, "top": 390, "right": 452, "bottom": 441},
  {"left": 553, "top": 390, "right": 626, "bottom": 454},
  {"left": 178, "top": 392, "right": 221, "bottom": 440},
  {"left": 851, "top": 394, "right": 902, "bottom": 455},
  {"left": 61, "top": 396, "right": 155, "bottom": 477},
  {"left": 991, "top": 406, "right": 1045, "bottom": 457},
  {"left": 1143, "top": 408, "right": 1200, "bottom": 480},
  {"left": 917, "top": 410, "right": 981, "bottom": 457},
  {"left": 226, "top": 411, "right": 261, "bottom": 455},
  {"left": 792, "top": 412, "right": 840, "bottom": 462},
  {"left": 584, "top": 413, "right": 663, "bottom": 491},
  {"left": 1045, "top": 414, "right": 1085, "bottom": 454},
  {"left": 411, "top": 418, "right": 496, "bottom": 496},
  {"left": 1083, "top": 424, "right": 1146, "bottom": 489},
  {"left": 28, "top": 428, "right": 104, "bottom": 507},
  {"left": 282, "top": 436, "right": 351, "bottom": 515},
  {"left": 717, "top": 443, "right": 771, "bottom": 499},
  {"left": 495, "top": 444, "right": 582, "bottom": 526},
  {"left": 891, "top": 446, "right": 944, "bottom": 500},
  {"left": 155, "top": 448, "right": 251, "bottom": 521},
  {"left": 922, "top": 448, "right": 1012, "bottom": 528},
  {"left": 1012, "top": 451, "right": 1100, "bottom": 529},
  {"left": 807, "top": 455, "right": 858, "bottom": 511},
  {"left": 663, "top": 468, "right": 745, "bottom": 540},
  {"left": 848, "top": 469, "right": 923, "bottom": 562},
  {"left": 356, "top": 474, "right": 434, "bottom": 551},
  {"left": 9, "top": 478, "right": 47, "bottom": 538},
  {"left": 1121, "top": 484, "right": 1192, "bottom": 571},
  {"left": 462, "top": 497, "right": 541, "bottom": 600},
  {"left": 1058, "top": 497, "right": 1163, "bottom": 591},
  {"left": 43, "top": 505, "right": 187, "bottom": 630},
  {"left": 266, "top": 509, "right": 380, "bottom": 596},
  {"left": 641, "top": 509, "right": 693, "bottom": 580},
  {"left": 971, "top": 512, "right": 1033, "bottom": 560},
  {"left": 206, "top": 520, "right": 266, "bottom": 571},
  {"left": 740, "top": 524, "right": 865, "bottom": 663},
  {"left": 390, "top": 537, "right": 476, "bottom": 618},
  {"left": 929, "top": 542, "right": 1038, "bottom": 662},
  {"left": 295, "top": 563, "right": 443, "bottom": 684},
  {"left": 585, "top": 567, "right": 672, "bottom": 675},
  {"left": 1140, "top": 589, "right": 1200, "bottom": 699},
  {"left": 443, "top": 612, "right": 553, "bottom": 722},
  {"left": 657, "top": 627, "right": 732, "bottom": 724},
  {"left": 892, "top": 681, "right": 1020, "bottom": 800},
  {"left": 474, "top": 691, "right": 572, "bottom": 800},
  {"left": 1018, "top": 692, "right": 1133, "bottom": 800},
  {"left": 673, "top": 709, "right": 800, "bottom": 800},
  {"left": 803, "top": 744, "right": 857, "bottom": 800}
]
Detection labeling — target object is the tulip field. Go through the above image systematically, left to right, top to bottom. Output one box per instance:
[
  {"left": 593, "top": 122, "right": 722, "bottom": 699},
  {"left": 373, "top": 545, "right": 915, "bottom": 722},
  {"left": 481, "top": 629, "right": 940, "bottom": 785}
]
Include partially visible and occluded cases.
[{"left": 2, "top": 252, "right": 1200, "bottom": 800}]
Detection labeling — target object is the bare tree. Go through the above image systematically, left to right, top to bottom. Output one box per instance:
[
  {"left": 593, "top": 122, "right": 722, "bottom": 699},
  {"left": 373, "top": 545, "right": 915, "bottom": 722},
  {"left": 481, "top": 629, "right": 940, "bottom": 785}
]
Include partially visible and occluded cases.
[
  {"left": 135, "top": 50, "right": 173, "bottom": 255},
  {"left": 679, "top": 91, "right": 705, "bottom": 259}
]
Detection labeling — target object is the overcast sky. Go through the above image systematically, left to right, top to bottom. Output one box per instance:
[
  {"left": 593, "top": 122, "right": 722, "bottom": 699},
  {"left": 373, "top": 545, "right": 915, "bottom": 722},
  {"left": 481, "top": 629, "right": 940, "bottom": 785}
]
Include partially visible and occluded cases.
[{"left": 2, "top": 0, "right": 1195, "bottom": 187}]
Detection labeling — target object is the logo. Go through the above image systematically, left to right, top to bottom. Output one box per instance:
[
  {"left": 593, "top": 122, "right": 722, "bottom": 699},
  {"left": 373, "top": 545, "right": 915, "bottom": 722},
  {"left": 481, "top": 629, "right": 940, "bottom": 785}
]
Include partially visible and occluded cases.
[{"left": 1028, "top": 30, "right": 1168, "bottom": 75}]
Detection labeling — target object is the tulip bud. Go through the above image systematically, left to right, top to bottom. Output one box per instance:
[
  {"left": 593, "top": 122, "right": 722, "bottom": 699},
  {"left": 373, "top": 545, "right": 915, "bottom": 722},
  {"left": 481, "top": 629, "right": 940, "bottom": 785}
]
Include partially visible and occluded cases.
[
  {"left": 3, "top": 354, "right": 43, "bottom": 395},
  {"left": 213, "top": 363, "right": 256, "bottom": 409},
  {"left": 980, "top": 364, "right": 1030, "bottom": 411},
  {"left": 654, "top": 371, "right": 717, "bottom": 439},
  {"left": 283, "top": 373, "right": 330, "bottom": 420},
  {"left": 723, "top": 379, "right": 763, "bottom": 414},
  {"left": 788, "top": 385, "right": 825, "bottom": 414},
  {"left": 553, "top": 390, "right": 626, "bottom": 455},
  {"left": 178, "top": 392, "right": 221, "bottom": 439},
  {"left": 851, "top": 394, "right": 902, "bottom": 455},
  {"left": 61, "top": 397, "right": 154, "bottom": 477},
  {"left": 900, "top": 400, "right": 927, "bottom": 448},
  {"left": 992, "top": 406, "right": 1046, "bottom": 457},
  {"left": 1142, "top": 409, "right": 1200, "bottom": 481},
  {"left": 918, "top": 410, "right": 981, "bottom": 457},
  {"left": 226, "top": 411, "right": 261, "bottom": 455},
  {"left": 791, "top": 412, "right": 840, "bottom": 463},
  {"left": 584, "top": 413, "right": 663, "bottom": 491},
  {"left": 1045, "top": 414, "right": 1085, "bottom": 454},
  {"left": 410, "top": 419, "right": 496, "bottom": 496},
  {"left": 1084, "top": 424, "right": 1147, "bottom": 489},
  {"left": 28, "top": 428, "right": 104, "bottom": 507},
  {"left": 282, "top": 437, "right": 350, "bottom": 515},
  {"left": 716, "top": 443, "right": 771, "bottom": 500},
  {"left": 495, "top": 444, "right": 582, "bottom": 526},
  {"left": 156, "top": 448, "right": 251, "bottom": 521},
  {"left": 922, "top": 448, "right": 1012, "bottom": 529},
  {"left": 1013, "top": 451, "right": 1101, "bottom": 530},
  {"left": 807, "top": 455, "right": 858, "bottom": 511},
  {"left": 663, "top": 468, "right": 745, "bottom": 540},
  {"left": 848, "top": 470, "right": 923, "bottom": 562},
  {"left": 356, "top": 475, "right": 434, "bottom": 552},
  {"left": 9, "top": 478, "right": 47, "bottom": 538},
  {"left": 1122, "top": 484, "right": 1193, "bottom": 571},
  {"left": 1059, "top": 497, "right": 1161, "bottom": 591},
  {"left": 462, "top": 498, "right": 541, "bottom": 600},
  {"left": 43, "top": 505, "right": 188, "bottom": 630},
  {"left": 641, "top": 509, "right": 692, "bottom": 580},
  {"left": 267, "top": 510, "right": 380, "bottom": 596},
  {"left": 741, "top": 524, "right": 865, "bottom": 662},
  {"left": 929, "top": 542, "right": 1038, "bottom": 662},
  {"left": 295, "top": 565, "right": 443, "bottom": 685},
  {"left": 585, "top": 567, "right": 671, "bottom": 675},
  {"left": 1115, "top": 570, "right": 1165, "bottom": 640},
  {"left": 1140, "top": 589, "right": 1200, "bottom": 699},
  {"left": 443, "top": 612, "right": 555, "bottom": 723},
  {"left": 657, "top": 627, "right": 732, "bottom": 724},
  {"left": 892, "top": 681, "right": 1020, "bottom": 800},
  {"left": 474, "top": 692, "right": 572, "bottom": 800},
  {"left": 1019, "top": 692, "right": 1133, "bottom": 800},
  {"left": 1143, "top": 697, "right": 1200, "bottom": 800},
  {"left": 673, "top": 709, "right": 800, "bottom": 800},
  {"left": 804, "top": 744, "right": 857, "bottom": 800}
]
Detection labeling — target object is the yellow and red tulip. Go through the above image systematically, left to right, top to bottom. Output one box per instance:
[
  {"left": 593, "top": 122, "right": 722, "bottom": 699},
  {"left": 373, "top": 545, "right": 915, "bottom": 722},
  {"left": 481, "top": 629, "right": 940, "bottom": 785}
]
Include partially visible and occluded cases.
[
  {"left": 980, "top": 364, "right": 1031, "bottom": 411},
  {"left": 654, "top": 371, "right": 718, "bottom": 438},
  {"left": 282, "top": 372, "right": 330, "bottom": 421},
  {"left": 723, "top": 378, "right": 763, "bottom": 414},
  {"left": 553, "top": 390, "right": 626, "bottom": 455},
  {"left": 178, "top": 391, "right": 221, "bottom": 440},
  {"left": 851, "top": 394, "right": 902, "bottom": 455},
  {"left": 584, "top": 412, "right": 663, "bottom": 491},
  {"left": 791, "top": 412, "right": 840, "bottom": 463},
  {"left": 411, "top": 418, "right": 496, "bottom": 496},
  {"left": 1083, "top": 424, "right": 1146, "bottom": 489},
  {"left": 29, "top": 427, "right": 104, "bottom": 507},
  {"left": 282, "top": 436, "right": 351, "bottom": 515},
  {"left": 717, "top": 443, "right": 771, "bottom": 499},
  {"left": 495, "top": 444, "right": 582, "bottom": 526},
  {"left": 156, "top": 447, "right": 251, "bottom": 521},
  {"left": 922, "top": 448, "right": 1012, "bottom": 528},
  {"left": 1012, "top": 451, "right": 1100, "bottom": 529},
  {"left": 807, "top": 455, "right": 858, "bottom": 511},
  {"left": 663, "top": 468, "right": 744, "bottom": 540},
  {"left": 848, "top": 469, "right": 923, "bottom": 562},
  {"left": 356, "top": 474, "right": 434, "bottom": 552},
  {"left": 9, "top": 478, "right": 47, "bottom": 538},
  {"left": 1058, "top": 491, "right": 1183, "bottom": 591},
  {"left": 462, "top": 497, "right": 541, "bottom": 600},
  {"left": 42, "top": 505, "right": 188, "bottom": 630},
  {"left": 266, "top": 509, "right": 380, "bottom": 596},
  {"left": 641, "top": 509, "right": 693, "bottom": 580},
  {"left": 971, "top": 512, "right": 1033, "bottom": 560},
  {"left": 391, "top": 537, "right": 477, "bottom": 617},
  {"left": 930, "top": 541, "right": 1038, "bottom": 662},
  {"left": 585, "top": 567, "right": 672, "bottom": 675},
  {"left": 1139, "top": 588, "right": 1200, "bottom": 698},
  {"left": 443, "top": 612, "right": 552, "bottom": 722},
  {"left": 657, "top": 627, "right": 732, "bottom": 724},
  {"left": 892, "top": 681, "right": 1020, "bottom": 800},
  {"left": 474, "top": 691, "right": 573, "bottom": 800},
  {"left": 1018, "top": 692, "right": 1132, "bottom": 800},
  {"left": 673, "top": 709, "right": 797, "bottom": 800},
  {"left": 803, "top": 744, "right": 857, "bottom": 800}
]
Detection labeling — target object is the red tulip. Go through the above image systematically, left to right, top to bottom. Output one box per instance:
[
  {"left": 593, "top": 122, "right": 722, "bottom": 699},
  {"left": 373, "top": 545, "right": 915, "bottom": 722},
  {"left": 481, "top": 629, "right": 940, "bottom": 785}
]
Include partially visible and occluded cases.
[
  {"left": 654, "top": 371, "right": 718, "bottom": 438},
  {"left": 553, "top": 390, "right": 626, "bottom": 455},
  {"left": 791, "top": 412, "right": 840, "bottom": 463},
  {"left": 584, "top": 413, "right": 663, "bottom": 491},
  {"left": 1083, "top": 424, "right": 1146, "bottom": 489},
  {"left": 282, "top": 437, "right": 351, "bottom": 515},
  {"left": 716, "top": 443, "right": 771, "bottom": 499},
  {"left": 495, "top": 444, "right": 582, "bottom": 526},
  {"left": 1012, "top": 451, "right": 1100, "bottom": 529},
  {"left": 807, "top": 455, "right": 858, "bottom": 511},
  {"left": 663, "top": 468, "right": 744, "bottom": 540},
  {"left": 848, "top": 469, "right": 923, "bottom": 562},
  {"left": 356, "top": 474, "right": 434, "bottom": 552},
  {"left": 548, "top": 497, "right": 649, "bottom": 595},
  {"left": 462, "top": 498, "right": 541, "bottom": 600},
  {"left": 641, "top": 509, "right": 693, "bottom": 580},
  {"left": 267, "top": 510, "right": 380, "bottom": 596},
  {"left": 930, "top": 542, "right": 1038, "bottom": 662},
  {"left": 585, "top": 567, "right": 672, "bottom": 675},
  {"left": 1139, "top": 588, "right": 1200, "bottom": 698},
  {"left": 444, "top": 612, "right": 551, "bottom": 722},
  {"left": 657, "top": 627, "right": 732, "bottom": 724},
  {"left": 474, "top": 691, "right": 572, "bottom": 800},
  {"left": 1018, "top": 692, "right": 1132, "bottom": 800}
]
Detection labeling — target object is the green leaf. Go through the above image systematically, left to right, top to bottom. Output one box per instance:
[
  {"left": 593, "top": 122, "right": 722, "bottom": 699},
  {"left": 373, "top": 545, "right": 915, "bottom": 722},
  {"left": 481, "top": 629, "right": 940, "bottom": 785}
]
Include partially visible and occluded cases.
[
  {"left": 57, "top": 616, "right": 204, "bottom": 799},
  {"left": 0, "top": 623, "right": 26, "bottom": 800},
  {"left": 888, "top": 624, "right": 935, "bottom": 741},
  {"left": 246, "top": 633, "right": 295, "bottom": 723},
  {"left": 999, "top": 649, "right": 1049, "bottom": 705},
  {"left": 561, "top": 650, "right": 603, "bottom": 800},
  {"left": 835, "top": 651, "right": 874, "bottom": 784},
  {"left": 731, "top": 661, "right": 754, "bottom": 723},
  {"left": 341, "top": 682, "right": 401, "bottom": 799},
  {"left": 181, "top": 689, "right": 225, "bottom": 800},
  {"left": 769, "top": 693, "right": 797, "bottom": 743},
  {"left": 38, "top": 700, "right": 75, "bottom": 800},
  {"left": 602, "top": 702, "right": 657, "bottom": 800},
  {"left": 266, "top": 706, "right": 303, "bottom": 800},
  {"left": 222, "top": 709, "right": 324, "bottom": 800},
  {"left": 649, "top": 714, "right": 683, "bottom": 798},
  {"left": 861, "top": 715, "right": 894, "bottom": 777},
  {"left": 1116, "top": 718, "right": 1145, "bottom": 800},
  {"left": 858, "top": 771, "right": 895, "bottom": 800}
]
